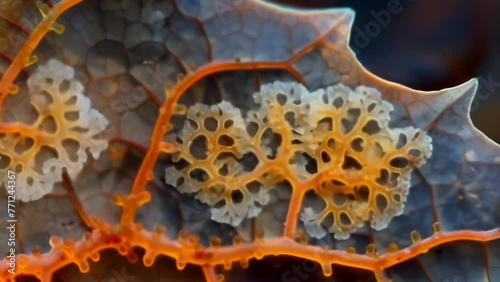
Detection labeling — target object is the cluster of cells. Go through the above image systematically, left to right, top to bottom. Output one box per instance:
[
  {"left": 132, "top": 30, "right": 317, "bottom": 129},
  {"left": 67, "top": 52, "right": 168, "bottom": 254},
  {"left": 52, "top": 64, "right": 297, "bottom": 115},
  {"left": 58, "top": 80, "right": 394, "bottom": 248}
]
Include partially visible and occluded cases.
[
  {"left": 0, "top": 59, "right": 109, "bottom": 202},
  {"left": 166, "top": 81, "right": 432, "bottom": 239}
]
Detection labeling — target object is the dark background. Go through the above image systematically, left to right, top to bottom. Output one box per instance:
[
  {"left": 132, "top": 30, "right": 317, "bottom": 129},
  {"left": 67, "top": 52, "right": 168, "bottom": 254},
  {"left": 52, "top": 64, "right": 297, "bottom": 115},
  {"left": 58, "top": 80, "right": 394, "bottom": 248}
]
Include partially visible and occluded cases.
[{"left": 268, "top": 0, "right": 500, "bottom": 143}]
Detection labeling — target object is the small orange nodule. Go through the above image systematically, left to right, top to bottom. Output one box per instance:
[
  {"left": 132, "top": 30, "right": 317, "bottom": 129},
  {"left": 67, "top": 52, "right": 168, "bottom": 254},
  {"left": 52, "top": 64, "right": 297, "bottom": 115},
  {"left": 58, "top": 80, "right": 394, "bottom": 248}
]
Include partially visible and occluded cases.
[
  {"left": 35, "top": 2, "right": 51, "bottom": 18},
  {"left": 50, "top": 22, "right": 65, "bottom": 34},
  {"left": 24, "top": 55, "right": 37, "bottom": 67},
  {"left": 7, "top": 84, "right": 19, "bottom": 95},
  {"left": 173, "top": 104, "right": 187, "bottom": 115},
  {"left": 160, "top": 141, "right": 175, "bottom": 153},
  {"left": 146, "top": 171, "right": 154, "bottom": 181},
  {"left": 135, "top": 191, "right": 152, "bottom": 206},
  {"left": 112, "top": 194, "right": 127, "bottom": 206},
  {"left": 433, "top": 222, "right": 442, "bottom": 234},
  {"left": 153, "top": 225, "right": 167, "bottom": 236},
  {"left": 255, "top": 229, "right": 265, "bottom": 240},
  {"left": 410, "top": 231, "right": 422, "bottom": 244},
  {"left": 187, "top": 235, "right": 200, "bottom": 246},
  {"left": 232, "top": 235, "right": 244, "bottom": 246},
  {"left": 49, "top": 236, "right": 62, "bottom": 248},
  {"left": 210, "top": 236, "right": 222, "bottom": 248},
  {"left": 387, "top": 242, "right": 399, "bottom": 253},
  {"left": 366, "top": 243, "right": 376, "bottom": 257},
  {"left": 117, "top": 244, "right": 129, "bottom": 256},
  {"left": 30, "top": 246, "right": 41, "bottom": 257},
  {"left": 346, "top": 246, "right": 356, "bottom": 254},
  {"left": 127, "top": 249, "right": 139, "bottom": 263},
  {"left": 143, "top": 251, "right": 156, "bottom": 267},
  {"left": 90, "top": 252, "right": 100, "bottom": 262},
  {"left": 17, "top": 255, "right": 29, "bottom": 269},
  {"left": 177, "top": 258, "right": 187, "bottom": 270},
  {"left": 240, "top": 258, "right": 249, "bottom": 269},
  {"left": 77, "top": 259, "right": 90, "bottom": 273},
  {"left": 322, "top": 262, "right": 333, "bottom": 277},
  {"left": 216, "top": 274, "right": 225, "bottom": 282}
]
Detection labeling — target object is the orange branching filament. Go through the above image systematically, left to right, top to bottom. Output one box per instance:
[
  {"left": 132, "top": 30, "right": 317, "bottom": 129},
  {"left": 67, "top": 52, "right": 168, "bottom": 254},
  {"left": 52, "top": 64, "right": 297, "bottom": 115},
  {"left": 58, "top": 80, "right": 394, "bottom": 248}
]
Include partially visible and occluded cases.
[
  {"left": 0, "top": 59, "right": 108, "bottom": 202},
  {"left": 166, "top": 82, "right": 432, "bottom": 239},
  {"left": 299, "top": 84, "right": 433, "bottom": 239}
]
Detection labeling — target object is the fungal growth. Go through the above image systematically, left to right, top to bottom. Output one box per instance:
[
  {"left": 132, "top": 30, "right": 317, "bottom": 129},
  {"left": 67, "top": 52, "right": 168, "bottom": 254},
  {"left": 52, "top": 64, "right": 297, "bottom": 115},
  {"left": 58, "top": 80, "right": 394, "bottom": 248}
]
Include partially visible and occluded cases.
[
  {"left": 0, "top": 59, "right": 109, "bottom": 202},
  {"left": 166, "top": 81, "right": 432, "bottom": 239},
  {"left": 299, "top": 84, "right": 433, "bottom": 239}
]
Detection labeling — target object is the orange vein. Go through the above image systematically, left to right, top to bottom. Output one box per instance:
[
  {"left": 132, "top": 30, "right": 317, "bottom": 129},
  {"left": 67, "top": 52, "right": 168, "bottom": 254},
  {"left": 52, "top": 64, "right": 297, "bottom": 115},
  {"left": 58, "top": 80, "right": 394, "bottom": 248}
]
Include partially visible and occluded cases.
[
  {"left": 0, "top": 0, "right": 83, "bottom": 111},
  {"left": 120, "top": 61, "right": 304, "bottom": 225},
  {"left": 1, "top": 222, "right": 497, "bottom": 281}
]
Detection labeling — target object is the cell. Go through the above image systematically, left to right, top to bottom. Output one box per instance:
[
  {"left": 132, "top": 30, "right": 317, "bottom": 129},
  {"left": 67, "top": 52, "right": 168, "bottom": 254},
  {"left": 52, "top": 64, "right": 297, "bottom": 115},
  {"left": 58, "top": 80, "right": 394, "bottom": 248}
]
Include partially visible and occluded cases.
[{"left": 0, "top": 0, "right": 498, "bottom": 281}]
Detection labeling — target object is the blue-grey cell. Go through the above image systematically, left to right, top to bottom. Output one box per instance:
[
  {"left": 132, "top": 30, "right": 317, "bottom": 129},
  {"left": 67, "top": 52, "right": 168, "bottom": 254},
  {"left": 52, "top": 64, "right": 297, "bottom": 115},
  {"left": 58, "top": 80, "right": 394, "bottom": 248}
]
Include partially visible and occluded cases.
[
  {"left": 100, "top": 0, "right": 122, "bottom": 11},
  {"left": 123, "top": 0, "right": 141, "bottom": 21},
  {"left": 175, "top": 0, "right": 200, "bottom": 18},
  {"left": 197, "top": 1, "right": 219, "bottom": 21},
  {"left": 103, "top": 11, "right": 127, "bottom": 41},
  {"left": 204, "top": 11, "right": 242, "bottom": 38},
  {"left": 241, "top": 12, "right": 263, "bottom": 37},
  {"left": 165, "top": 13, "right": 209, "bottom": 67},
  {"left": 254, "top": 21, "right": 291, "bottom": 61},
  {"left": 124, "top": 22, "right": 155, "bottom": 48},
  {"left": 291, "top": 22, "right": 319, "bottom": 56},
  {"left": 55, "top": 25, "right": 89, "bottom": 65},
  {"left": 211, "top": 32, "right": 255, "bottom": 61},
  {"left": 87, "top": 40, "right": 129, "bottom": 78},
  {"left": 130, "top": 42, "right": 168, "bottom": 65},
  {"left": 293, "top": 51, "right": 330, "bottom": 90},
  {"left": 129, "top": 56, "right": 181, "bottom": 101},
  {"left": 389, "top": 102, "right": 414, "bottom": 128},
  {"left": 419, "top": 131, "right": 464, "bottom": 185},
  {"left": 461, "top": 162, "right": 499, "bottom": 191},
  {"left": 435, "top": 184, "right": 496, "bottom": 231},
  {"left": 487, "top": 240, "right": 500, "bottom": 280},
  {"left": 418, "top": 242, "right": 488, "bottom": 282},
  {"left": 386, "top": 259, "right": 429, "bottom": 282}
]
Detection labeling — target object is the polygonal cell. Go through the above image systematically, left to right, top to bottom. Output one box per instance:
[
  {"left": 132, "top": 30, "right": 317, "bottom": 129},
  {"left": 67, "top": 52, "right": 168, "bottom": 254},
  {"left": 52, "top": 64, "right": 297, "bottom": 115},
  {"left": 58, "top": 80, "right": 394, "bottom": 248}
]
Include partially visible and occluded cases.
[
  {"left": 87, "top": 40, "right": 129, "bottom": 78},
  {"left": 167, "top": 82, "right": 431, "bottom": 238},
  {"left": 166, "top": 102, "right": 277, "bottom": 226}
]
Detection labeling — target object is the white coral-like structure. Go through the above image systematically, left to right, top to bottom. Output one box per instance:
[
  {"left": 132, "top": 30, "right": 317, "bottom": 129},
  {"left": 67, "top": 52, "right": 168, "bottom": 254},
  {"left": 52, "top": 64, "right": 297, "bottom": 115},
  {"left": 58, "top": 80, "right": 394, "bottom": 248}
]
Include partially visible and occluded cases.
[
  {"left": 0, "top": 59, "right": 109, "bottom": 202},
  {"left": 166, "top": 81, "right": 432, "bottom": 239},
  {"left": 299, "top": 85, "right": 433, "bottom": 239},
  {"left": 166, "top": 102, "right": 272, "bottom": 225}
]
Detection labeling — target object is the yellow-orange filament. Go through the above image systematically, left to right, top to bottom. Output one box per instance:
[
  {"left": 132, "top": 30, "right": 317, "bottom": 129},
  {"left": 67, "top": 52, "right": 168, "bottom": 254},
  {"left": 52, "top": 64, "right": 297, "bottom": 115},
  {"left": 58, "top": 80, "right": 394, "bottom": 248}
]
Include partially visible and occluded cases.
[{"left": 166, "top": 82, "right": 432, "bottom": 240}]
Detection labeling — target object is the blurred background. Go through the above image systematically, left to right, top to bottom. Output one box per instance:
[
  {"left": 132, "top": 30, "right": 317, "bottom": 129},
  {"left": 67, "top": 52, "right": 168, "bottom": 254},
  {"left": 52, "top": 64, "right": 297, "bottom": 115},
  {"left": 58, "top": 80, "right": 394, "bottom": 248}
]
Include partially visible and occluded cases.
[{"left": 268, "top": 0, "right": 500, "bottom": 143}]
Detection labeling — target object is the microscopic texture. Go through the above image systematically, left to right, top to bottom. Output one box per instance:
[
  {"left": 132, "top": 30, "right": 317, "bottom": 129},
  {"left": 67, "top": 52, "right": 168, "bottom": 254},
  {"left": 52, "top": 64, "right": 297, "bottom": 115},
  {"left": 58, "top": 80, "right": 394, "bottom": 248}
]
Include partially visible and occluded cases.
[
  {"left": 0, "top": 0, "right": 498, "bottom": 281},
  {"left": 0, "top": 59, "right": 108, "bottom": 202}
]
